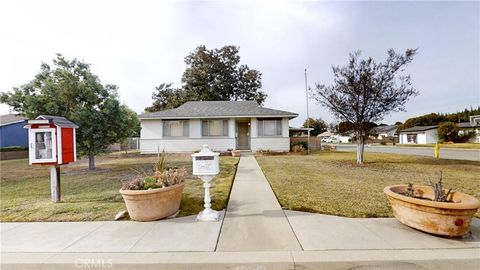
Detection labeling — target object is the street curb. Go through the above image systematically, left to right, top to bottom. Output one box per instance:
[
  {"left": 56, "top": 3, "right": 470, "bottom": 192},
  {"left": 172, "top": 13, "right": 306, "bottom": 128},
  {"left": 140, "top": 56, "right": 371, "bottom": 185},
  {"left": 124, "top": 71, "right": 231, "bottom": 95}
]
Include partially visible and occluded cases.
[{"left": 2, "top": 248, "right": 479, "bottom": 270}]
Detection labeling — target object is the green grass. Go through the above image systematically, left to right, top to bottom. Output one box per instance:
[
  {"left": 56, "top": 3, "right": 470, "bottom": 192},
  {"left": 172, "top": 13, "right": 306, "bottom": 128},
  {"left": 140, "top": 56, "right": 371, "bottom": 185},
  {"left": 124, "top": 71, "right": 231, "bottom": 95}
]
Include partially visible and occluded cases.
[
  {"left": 397, "top": 143, "right": 480, "bottom": 149},
  {"left": 256, "top": 151, "right": 480, "bottom": 218},
  {"left": 0, "top": 153, "right": 238, "bottom": 222}
]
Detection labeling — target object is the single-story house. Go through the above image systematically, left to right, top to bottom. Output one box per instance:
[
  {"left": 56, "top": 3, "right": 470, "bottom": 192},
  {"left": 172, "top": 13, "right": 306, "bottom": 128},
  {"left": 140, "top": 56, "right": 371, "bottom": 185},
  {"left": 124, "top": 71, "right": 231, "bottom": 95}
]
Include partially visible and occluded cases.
[
  {"left": 138, "top": 101, "right": 298, "bottom": 153},
  {"left": 0, "top": 114, "right": 28, "bottom": 147},
  {"left": 371, "top": 125, "right": 398, "bottom": 140},
  {"left": 398, "top": 125, "right": 438, "bottom": 144},
  {"left": 317, "top": 131, "right": 350, "bottom": 143},
  {"left": 318, "top": 131, "right": 333, "bottom": 142}
]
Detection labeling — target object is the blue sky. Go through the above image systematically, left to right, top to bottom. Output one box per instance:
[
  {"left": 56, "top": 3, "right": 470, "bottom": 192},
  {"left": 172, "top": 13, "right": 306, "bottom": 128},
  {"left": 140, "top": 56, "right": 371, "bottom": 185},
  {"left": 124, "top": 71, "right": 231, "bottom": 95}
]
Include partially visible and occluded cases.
[{"left": 0, "top": 0, "right": 478, "bottom": 126}]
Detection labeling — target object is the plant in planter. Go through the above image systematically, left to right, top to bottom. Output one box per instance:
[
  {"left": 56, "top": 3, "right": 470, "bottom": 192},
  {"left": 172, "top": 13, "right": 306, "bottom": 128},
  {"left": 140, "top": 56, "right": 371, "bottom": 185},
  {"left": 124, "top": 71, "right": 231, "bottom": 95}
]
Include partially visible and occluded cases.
[
  {"left": 120, "top": 153, "right": 187, "bottom": 221},
  {"left": 384, "top": 172, "right": 480, "bottom": 237}
]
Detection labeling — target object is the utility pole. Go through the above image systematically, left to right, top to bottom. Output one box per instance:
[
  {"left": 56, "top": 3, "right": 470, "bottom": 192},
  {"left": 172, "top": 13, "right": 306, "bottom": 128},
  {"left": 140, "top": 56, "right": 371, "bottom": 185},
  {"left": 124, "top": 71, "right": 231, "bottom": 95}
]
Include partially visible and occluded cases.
[{"left": 304, "top": 69, "right": 310, "bottom": 154}]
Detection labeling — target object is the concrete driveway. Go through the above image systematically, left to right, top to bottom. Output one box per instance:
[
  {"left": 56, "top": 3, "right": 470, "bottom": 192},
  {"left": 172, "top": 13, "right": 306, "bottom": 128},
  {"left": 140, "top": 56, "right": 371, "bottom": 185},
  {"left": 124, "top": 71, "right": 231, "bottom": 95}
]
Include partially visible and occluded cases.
[{"left": 336, "top": 144, "right": 480, "bottom": 161}]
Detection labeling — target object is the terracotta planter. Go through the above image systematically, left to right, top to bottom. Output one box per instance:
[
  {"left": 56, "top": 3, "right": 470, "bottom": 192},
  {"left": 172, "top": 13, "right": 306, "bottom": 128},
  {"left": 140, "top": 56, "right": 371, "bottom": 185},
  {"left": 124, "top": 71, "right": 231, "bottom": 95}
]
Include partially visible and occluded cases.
[
  {"left": 120, "top": 182, "right": 185, "bottom": 221},
  {"left": 384, "top": 185, "right": 480, "bottom": 237}
]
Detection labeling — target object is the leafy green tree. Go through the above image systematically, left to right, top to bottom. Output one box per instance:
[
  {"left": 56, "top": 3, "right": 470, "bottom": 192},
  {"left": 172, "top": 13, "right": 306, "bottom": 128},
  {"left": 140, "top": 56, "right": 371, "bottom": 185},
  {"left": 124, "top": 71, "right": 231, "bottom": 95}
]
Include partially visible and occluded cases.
[
  {"left": 145, "top": 45, "right": 267, "bottom": 112},
  {"left": 312, "top": 49, "right": 418, "bottom": 164},
  {"left": 0, "top": 54, "right": 140, "bottom": 170},
  {"left": 145, "top": 83, "right": 187, "bottom": 112},
  {"left": 302, "top": 117, "right": 327, "bottom": 136},
  {"left": 437, "top": 122, "right": 459, "bottom": 142}
]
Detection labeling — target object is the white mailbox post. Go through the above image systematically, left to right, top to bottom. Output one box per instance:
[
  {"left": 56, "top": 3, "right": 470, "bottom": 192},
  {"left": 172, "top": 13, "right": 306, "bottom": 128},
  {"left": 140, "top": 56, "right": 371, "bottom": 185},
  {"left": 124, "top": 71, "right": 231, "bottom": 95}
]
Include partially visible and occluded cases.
[{"left": 192, "top": 144, "right": 220, "bottom": 221}]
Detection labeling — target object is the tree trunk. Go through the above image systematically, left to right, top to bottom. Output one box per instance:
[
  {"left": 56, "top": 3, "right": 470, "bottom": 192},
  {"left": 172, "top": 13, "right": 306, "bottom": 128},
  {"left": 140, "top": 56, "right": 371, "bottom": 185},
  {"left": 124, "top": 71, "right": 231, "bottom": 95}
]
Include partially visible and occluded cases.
[
  {"left": 356, "top": 134, "right": 365, "bottom": 165},
  {"left": 88, "top": 155, "right": 95, "bottom": 170}
]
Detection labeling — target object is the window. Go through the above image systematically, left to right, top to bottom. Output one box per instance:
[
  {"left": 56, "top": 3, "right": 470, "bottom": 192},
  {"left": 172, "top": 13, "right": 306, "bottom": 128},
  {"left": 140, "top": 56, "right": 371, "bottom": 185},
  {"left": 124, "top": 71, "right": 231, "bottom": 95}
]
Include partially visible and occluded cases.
[
  {"left": 258, "top": 118, "right": 282, "bottom": 136},
  {"left": 202, "top": 119, "right": 229, "bottom": 136},
  {"left": 163, "top": 120, "right": 189, "bottom": 137},
  {"left": 35, "top": 131, "right": 53, "bottom": 159},
  {"left": 407, "top": 134, "right": 417, "bottom": 144}
]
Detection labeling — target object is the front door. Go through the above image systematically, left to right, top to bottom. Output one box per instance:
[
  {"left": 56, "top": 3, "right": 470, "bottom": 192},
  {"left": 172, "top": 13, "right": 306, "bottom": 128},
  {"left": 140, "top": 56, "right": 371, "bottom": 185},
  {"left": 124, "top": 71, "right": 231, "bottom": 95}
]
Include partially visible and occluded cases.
[{"left": 236, "top": 122, "right": 250, "bottom": 150}]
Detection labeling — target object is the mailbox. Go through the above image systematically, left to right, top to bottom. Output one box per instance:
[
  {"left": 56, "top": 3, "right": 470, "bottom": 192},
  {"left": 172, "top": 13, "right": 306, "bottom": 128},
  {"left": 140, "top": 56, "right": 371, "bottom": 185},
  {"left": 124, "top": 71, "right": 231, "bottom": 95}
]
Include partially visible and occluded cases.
[
  {"left": 25, "top": 115, "right": 78, "bottom": 165},
  {"left": 192, "top": 144, "right": 220, "bottom": 175}
]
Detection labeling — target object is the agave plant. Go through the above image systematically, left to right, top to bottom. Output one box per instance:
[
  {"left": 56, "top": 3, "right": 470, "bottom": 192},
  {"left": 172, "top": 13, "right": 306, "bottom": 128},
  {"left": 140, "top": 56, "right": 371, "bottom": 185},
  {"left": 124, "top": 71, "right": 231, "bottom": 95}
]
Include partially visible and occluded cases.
[{"left": 122, "top": 152, "right": 187, "bottom": 191}]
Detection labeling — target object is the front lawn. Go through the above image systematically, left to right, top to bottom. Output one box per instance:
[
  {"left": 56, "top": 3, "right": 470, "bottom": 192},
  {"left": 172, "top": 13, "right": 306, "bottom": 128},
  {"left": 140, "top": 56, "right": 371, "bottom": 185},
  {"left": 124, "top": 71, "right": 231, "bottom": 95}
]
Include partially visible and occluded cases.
[
  {"left": 256, "top": 151, "right": 480, "bottom": 218},
  {"left": 0, "top": 153, "right": 238, "bottom": 222}
]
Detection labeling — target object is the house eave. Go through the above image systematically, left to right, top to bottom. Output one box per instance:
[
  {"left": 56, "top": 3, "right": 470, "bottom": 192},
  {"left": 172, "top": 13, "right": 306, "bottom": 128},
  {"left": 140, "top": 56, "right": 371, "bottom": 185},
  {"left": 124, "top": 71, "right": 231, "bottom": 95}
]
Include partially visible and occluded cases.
[
  {"left": 139, "top": 114, "right": 298, "bottom": 120},
  {"left": 0, "top": 120, "right": 27, "bottom": 127}
]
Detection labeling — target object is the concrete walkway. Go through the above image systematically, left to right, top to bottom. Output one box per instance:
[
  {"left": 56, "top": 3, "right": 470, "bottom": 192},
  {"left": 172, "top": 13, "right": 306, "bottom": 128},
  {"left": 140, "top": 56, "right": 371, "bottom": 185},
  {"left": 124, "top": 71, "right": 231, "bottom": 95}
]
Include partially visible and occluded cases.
[{"left": 216, "top": 156, "right": 302, "bottom": 251}]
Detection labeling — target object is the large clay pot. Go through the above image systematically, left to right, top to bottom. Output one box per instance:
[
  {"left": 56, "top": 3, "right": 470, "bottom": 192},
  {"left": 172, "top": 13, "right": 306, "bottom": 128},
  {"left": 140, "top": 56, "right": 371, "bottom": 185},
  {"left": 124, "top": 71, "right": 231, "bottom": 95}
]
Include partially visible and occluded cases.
[
  {"left": 120, "top": 182, "right": 185, "bottom": 221},
  {"left": 384, "top": 185, "right": 480, "bottom": 237}
]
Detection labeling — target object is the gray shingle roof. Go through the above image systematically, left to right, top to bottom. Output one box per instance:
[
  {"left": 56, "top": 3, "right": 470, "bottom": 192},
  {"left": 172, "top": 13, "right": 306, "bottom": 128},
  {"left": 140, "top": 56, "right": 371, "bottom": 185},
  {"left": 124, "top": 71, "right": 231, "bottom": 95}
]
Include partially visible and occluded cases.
[
  {"left": 139, "top": 101, "right": 298, "bottom": 119},
  {"left": 0, "top": 114, "right": 27, "bottom": 126},
  {"left": 37, "top": 115, "right": 79, "bottom": 128},
  {"left": 372, "top": 125, "right": 398, "bottom": 133},
  {"left": 399, "top": 125, "right": 438, "bottom": 132}
]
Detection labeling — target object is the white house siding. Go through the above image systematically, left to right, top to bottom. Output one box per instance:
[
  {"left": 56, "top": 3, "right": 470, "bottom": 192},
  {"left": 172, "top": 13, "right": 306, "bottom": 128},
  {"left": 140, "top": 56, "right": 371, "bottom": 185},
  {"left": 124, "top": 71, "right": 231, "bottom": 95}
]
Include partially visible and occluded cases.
[
  {"left": 249, "top": 117, "right": 290, "bottom": 151},
  {"left": 250, "top": 118, "right": 258, "bottom": 138},
  {"left": 140, "top": 119, "right": 163, "bottom": 139},
  {"left": 189, "top": 119, "right": 202, "bottom": 138},
  {"left": 399, "top": 129, "right": 438, "bottom": 144},
  {"left": 417, "top": 134, "right": 427, "bottom": 144},
  {"left": 251, "top": 137, "right": 290, "bottom": 151},
  {"left": 141, "top": 138, "right": 236, "bottom": 153}
]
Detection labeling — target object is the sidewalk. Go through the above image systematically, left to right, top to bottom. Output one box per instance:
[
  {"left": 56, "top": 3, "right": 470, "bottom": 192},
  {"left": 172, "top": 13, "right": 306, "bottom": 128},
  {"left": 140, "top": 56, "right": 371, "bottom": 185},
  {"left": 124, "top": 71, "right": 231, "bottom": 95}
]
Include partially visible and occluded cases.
[
  {"left": 216, "top": 155, "right": 301, "bottom": 251},
  {"left": 1, "top": 156, "right": 479, "bottom": 269},
  {"left": 0, "top": 214, "right": 224, "bottom": 253}
]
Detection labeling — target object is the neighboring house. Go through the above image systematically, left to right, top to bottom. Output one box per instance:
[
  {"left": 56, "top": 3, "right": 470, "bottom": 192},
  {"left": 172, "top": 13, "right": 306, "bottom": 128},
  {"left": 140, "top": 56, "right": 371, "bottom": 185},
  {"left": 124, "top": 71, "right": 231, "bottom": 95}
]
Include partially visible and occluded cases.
[
  {"left": 138, "top": 101, "right": 298, "bottom": 153},
  {"left": 0, "top": 114, "right": 28, "bottom": 147},
  {"left": 458, "top": 118, "right": 480, "bottom": 143},
  {"left": 371, "top": 125, "right": 398, "bottom": 140},
  {"left": 398, "top": 125, "right": 438, "bottom": 144},
  {"left": 317, "top": 131, "right": 350, "bottom": 143},
  {"left": 318, "top": 131, "right": 333, "bottom": 142}
]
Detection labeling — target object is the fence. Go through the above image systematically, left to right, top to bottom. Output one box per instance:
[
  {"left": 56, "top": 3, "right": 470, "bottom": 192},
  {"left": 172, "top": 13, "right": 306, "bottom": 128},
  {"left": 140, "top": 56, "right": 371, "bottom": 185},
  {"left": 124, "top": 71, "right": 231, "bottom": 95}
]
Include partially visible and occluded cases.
[
  {"left": 290, "top": 136, "right": 322, "bottom": 150},
  {"left": 107, "top": 137, "right": 140, "bottom": 152}
]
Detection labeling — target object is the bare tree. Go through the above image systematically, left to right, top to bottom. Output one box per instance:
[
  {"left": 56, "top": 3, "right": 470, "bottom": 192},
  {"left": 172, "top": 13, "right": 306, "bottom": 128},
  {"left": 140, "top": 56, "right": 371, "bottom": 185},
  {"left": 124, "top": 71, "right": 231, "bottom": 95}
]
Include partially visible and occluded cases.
[{"left": 311, "top": 49, "right": 419, "bottom": 164}]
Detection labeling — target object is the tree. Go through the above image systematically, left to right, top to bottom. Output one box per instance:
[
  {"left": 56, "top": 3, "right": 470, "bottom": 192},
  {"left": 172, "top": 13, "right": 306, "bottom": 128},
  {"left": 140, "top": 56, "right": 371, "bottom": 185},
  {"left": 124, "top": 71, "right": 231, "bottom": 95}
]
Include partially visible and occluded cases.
[
  {"left": 145, "top": 45, "right": 267, "bottom": 112},
  {"left": 311, "top": 49, "right": 418, "bottom": 164},
  {"left": 0, "top": 54, "right": 140, "bottom": 170},
  {"left": 144, "top": 83, "right": 187, "bottom": 112},
  {"left": 398, "top": 107, "right": 480, "bottom": 131},
  {"left": 302, "top": 117, "right": 327, "bottom": 136},
  {"left": 437, "top": 122, "right": 459, "bottom": 142}
]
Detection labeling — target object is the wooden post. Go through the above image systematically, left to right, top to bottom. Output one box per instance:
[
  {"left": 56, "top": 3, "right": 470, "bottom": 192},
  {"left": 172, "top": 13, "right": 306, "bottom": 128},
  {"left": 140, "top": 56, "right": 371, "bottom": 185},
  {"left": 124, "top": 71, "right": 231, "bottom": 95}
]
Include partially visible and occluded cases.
[{"left": 50, "top": 165, "right": 61, "bottom": 202}]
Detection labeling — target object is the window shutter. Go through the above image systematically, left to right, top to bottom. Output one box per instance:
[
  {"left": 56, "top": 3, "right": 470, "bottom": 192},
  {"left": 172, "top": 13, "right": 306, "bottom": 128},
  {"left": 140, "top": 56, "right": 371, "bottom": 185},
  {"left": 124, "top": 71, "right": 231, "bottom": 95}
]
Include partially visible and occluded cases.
[
  {"left": 276, "top": 119, "right": 282, "bottom": 136},
  {"left": 183, "top": 120, "right": 189, "bottom": 137},
  {"left": 202, "top": 120, "right": 208, "bottom": 136},
  {"left": 223, "top": 120, "right": 229, "bottom": 136},
  {"left": 258, "top": 120, "right": 264, "bottom": 136},
  {"left": 163, "top": 121, "right": 170, "bottom": 137}
]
